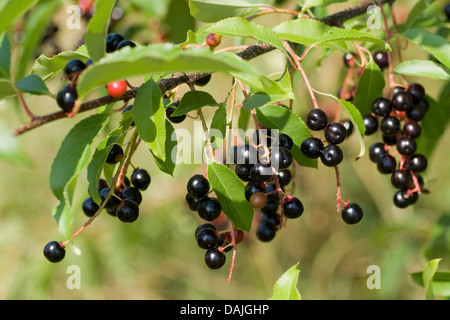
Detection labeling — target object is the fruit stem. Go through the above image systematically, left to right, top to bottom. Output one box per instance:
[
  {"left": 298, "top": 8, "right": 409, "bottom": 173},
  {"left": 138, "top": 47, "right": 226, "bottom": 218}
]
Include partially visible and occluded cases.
[
  {"left": 378, "top": 0, "right": 395, "bottom": 91},
  {"left": 13, "top": 84, "right": 36, "bottom": 119},
  {"left": 334, "top": 165, "right": 344, "bottom": 212},
  {"left": 227, "top": 221, "right": 237, "bottom": 284}
]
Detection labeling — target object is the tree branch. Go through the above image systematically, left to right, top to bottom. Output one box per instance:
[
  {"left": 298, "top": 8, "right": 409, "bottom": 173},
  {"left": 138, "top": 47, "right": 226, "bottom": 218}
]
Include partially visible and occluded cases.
[{"left": 11, "top": 1, "right": 395, "bottom": 136}]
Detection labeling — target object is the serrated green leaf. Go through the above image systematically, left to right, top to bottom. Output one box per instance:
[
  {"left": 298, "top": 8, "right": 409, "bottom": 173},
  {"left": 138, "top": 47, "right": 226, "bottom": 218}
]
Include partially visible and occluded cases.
[
  {"left": 0, "top": 0, "right": 38, "bottom": 35},
  {"left": 84, "top": 0, "right": 116, "bottom": 62},
  {"left": 189, "top": 0, "right": 260, "bottom": 23},
  {"left": 401, "top": 0, "right": 437, "bottom": 31},
  {"left": 203, "top": 17, "right": 286, "bottom": 53},
  {"left": 273, "top": 18, "right": 335, "bottom": 46},
  {"left": 315, "top": 28, "right": 389, "bottom": 50},
  {"left": 402, "top": 29, "right": 450, "bottom": 69},
  {"left": 0, "top": 33, "right": 11, "bottom": 80},
  {"left": 76, "top": 44, "right": 264, "bottom": 98},
  {"left": 31, "top": 49, "right": 90, "bottom": 81},
  {"left": 354, "top": 58, "right": 385, "bottom": 115},
  {"left": 394, "top": 60, "right": 450, "bottom": 80},
  {"left": 15, "top": 74, "right": 50, "bottom": 95},
  {"left": 134, "top": 79, "right": 166, "bottom": 161},
  {"left": 171, "top": 90, "right": 218, "bottom": 117},
  {"left": 314, "top": 90, "right": 366, "bottom": 160},
  {"left": 255, "top": 105, "right": 317, "bottom": 169},
  {"left": 152, "top": 121, "right": 177, "bottom": 176},
  {"left": 207, "top": 161, "right": 254, "bottom": 231},
  {"left": 423, "top": 258, "right": 442, "bottom": 300},
  {"left": 269, "top": 263, "right": 301, "bottom": 300}
]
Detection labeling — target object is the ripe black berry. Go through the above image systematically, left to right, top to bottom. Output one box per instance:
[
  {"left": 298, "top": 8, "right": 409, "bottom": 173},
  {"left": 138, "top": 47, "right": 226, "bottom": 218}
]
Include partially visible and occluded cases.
[
  {"left": 106, "top": 33, "right": 125, "bottom": 53},
  {"left": 116, "top": 39, "right": 136, "bottom": 50},
  {"left": 373, "top": 51, "right": 389, "bottom": 69},
  {"left": 343, "top": 52, "right": 355, "bottom": 67},
  {"left": 64, "top": 59, "right": 86, "bottom": 78},
  {"left": 195, "top": 74, "right": 212, "bottom": 86},
  {"left": 407, "top": 83, "right": 425, "bottom": 102},
  {"left": 56, "top": 84, "right": 78, "bottom": 112},
  {"left": 392, "top": 91, "right": 414, "bottom": 112},
  {"left": 372, "top": 97, "right": 392, "bottom": 117},
  {"left": 406, "top": 98, "right": 428, "bottom": 121},
  {"left": 166, "top": 104, "right": 186, "bottom": 124},
  {"left": 306, "top": 109, "right": 328, "bottom": 131},
  {"left": 362, "top": 114, "right": 378, "bottom": 135},
  {"left": 380, "top": 116, "right": 401, "bottom": 136},
  {"left": 340, "top": 119, "right": 354, "bottom": 136},
  {"left": 403, "top": 120, "right": 421, "bottom": 139},
  {"left": 324, "top": 122, "right": 347, "bottom": 144},
  {"left": 276, "top": 134, "right": 293, "bottom": 150},
  {"left": 396, "top": 136, "right": 417, "bottom": 156},
  {"left": 301, "top": 137, "right": 324, "bottom": 159},
  {"left": 369, "top": 142, "right": 387, "bottom": 163},
  {"left": 106, "top": 144, "right": 124, "bottom": 164},
  {"left": 235, "top": 144, "right": 258, "bottom": 165},
  {"left": 320, "top": 144, "right": 343, "bottom": 167},
  {"left": 270, "top": 147, "right": 293, "bottom": 169},
  {"left": 377, "top": 154, "right": 396, "bottom": 174},
  {"left": 408, "top": 154, "right": 428, "bottom": 172},
  {"left": 250, "top": 162, "right": 273, "bottom": 183},
  {"left": 235, "top": 163, "right": 252, "bottom": 182},
  {"left": 131, "top": 168, "right": 151, "bottom": 191},
  {"left": 277, "top": 169, "right": 292, "bottom": 187},
  {"left": 391, "top": 170, "right": 413, "bottom": 189},
  {"left": 187, "top": 174, "right": 210, "bottom": 198},
  {"left": 245, "top": 181, "right": 265, "bottom": 201},
  {"left": 120, "top": 186, "right": 142, "bottom": 205},
  {"left": 99, "top": 187, "right": 121, "bottom": 211},
  {"left": 393, "top": 190, "right": 417, "bottom": 208},
  {"left": 186, "top": 193, "right": 200, "bottom": 211},
  {"left": 82, "top": 197, "right": 100, "bottom": 217},
  {"left": 197, "top": 197, "right": 222, "bottom": 221},
  {"left": 282, "top": 197, "right": 304, "bottom": 219},
  {"left": 116, "top": 199, "right": 139, "bottom": 223},
  {"left": 261, "top": 200, "right": 279, "bottom": 215},
  {"left": 341, "top": 203, "right": 363, "bottom": 224},
  {"left": 256, "top": 222, "right": 277, "bottom": 242},
  {"left": 195, "top": 223, "right": 216, "bottom": 240},
  {"left": 197, "top": 228, "right": 219, "bottom": 249},
  {"left": 43, "top": 241, "right": 65, "bottom": 263},
  {"left": 204, "top": 248, "right": 226, "bottom": 269}
]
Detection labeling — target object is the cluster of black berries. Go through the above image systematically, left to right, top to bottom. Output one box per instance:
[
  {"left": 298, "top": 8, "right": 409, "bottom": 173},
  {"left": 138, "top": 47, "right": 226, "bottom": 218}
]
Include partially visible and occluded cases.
[
  {"left": 365, "top": 83, "right": 429, "bottom": 208},
  {"left": 165, "top": 101, "right": 186, "bottom": 124},
  {"left": 301, "top": 108, "right": 348, "bottom": 167},
  {"left": 232, "top": 131, "right": 304, "bottom": 242},
  {"left": 43, "top": 144, "right": 151, "bottom": 263}
]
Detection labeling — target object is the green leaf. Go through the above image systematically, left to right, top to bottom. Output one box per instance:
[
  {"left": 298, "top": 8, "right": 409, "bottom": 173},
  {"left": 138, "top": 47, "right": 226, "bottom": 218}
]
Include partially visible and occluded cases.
[
  {"left": 0, "top": 0, "right": 38, "bottom": 35},
  {"left": 84, "top": 0, "right": 116, "bottom": 62},
  {"left": 166, "top": 0, "right": 196, "bottom": 44},
  {"left": 189, "top": 0, "right": 260, "bottom": 23},
  {"left": 299, "top": 0, "right": 347, "bottom": 12},
  {"left": 401, "top": 0, "right": 437, "bottom": 31},
  {"left": 203, "top": 17, "right": 286, "bottom": 54},
  {"left": 273, "top": 18, "right": 336, "bottom": 47},
  {"left": 315, "top": 28, "right": 389, "bottom": 50},
  {"left": 402, "top": 29, "right": 450, "bottom": 69},
  {"left": 0, "top": 33, "right": 11, "bottom": 79},
  {"left": 76, "top": 44, "right": 264, "bottom": 98},
  {"left": 31, "top": 49, "right": 90, "bottom": 81},
  {"left": 353, "top": 58, "right": 385, "bottom": 115},
  {"left": 394, "top": 60, "right": 450, "bottom": 81},
  {"left": 15, "top": 74, "right": 50, "bottom": 95},
  {"left": 133, "top": 79, "right": 166, "bottom": 161},
  {"left": 0, "top": 80, "right": 15, "bottom": 101},
  {"left": 171, "top": 90, "right": 218, "bottom": 117},
  {"left": 314, "top": 90, "right": 366, "bottom": 160},
  {"left": 209, "top": 103, "right": 227, "bottom": 150},
  {"left": 255, "top": 105, "right": 317, "bottom": 169},
  {"left": 50, "top": 114, "right": 110, "bottom": 201},
  {"left": 0, "top": 120, "right": 31, "bottom": 167},
  {"left": 152, "top": 121, "right": 177, "bottom": 176},
  {"left": 207, "top": 161, "right": 254, "bottom": 231},
  {"left": 423, "top": 258, "right": 442, "bottom": 300},
  {"left": 269, "top": 263, "right": 301, "bottom": 300}
]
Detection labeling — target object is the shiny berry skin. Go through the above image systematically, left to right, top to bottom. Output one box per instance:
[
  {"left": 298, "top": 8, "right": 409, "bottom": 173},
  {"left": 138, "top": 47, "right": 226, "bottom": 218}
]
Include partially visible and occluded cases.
[
  {"left": 106, "top": 33, "right": 125, "bottom": 53},
  {"left": 206, "top": 33, "right": 221, "bottom": 47},
  {"left": 116, "top": 40, "right": 136, "bottom": 50},
  {"left": 373, "top": 51, "right": 389, "bottom": 69},
  {"left": 343, "top": 52, "right": 355, "bottom": 67},
  {"left": 64, "top": 59, "right": 86, "bottom": 78},
  {"left": 195, "top": 74, "right": 212, "bottom": 86},
  {"left": 107, "top": 80, "right": 128, "bottom": 98},
  {"left": 407, "top": 83, "right": 425, "bottom": 102},
  {"left": 56, "top": 84, "right": 78, "bottom": 112},
  {"left": 392, "top": 91, "right": 414, "bottom": 112},
  {"left": 372, "top": 97, "right": 392, "bottom": 117},
  {"left": 406, "top": 98, "right": 428, "bottom": 121},
  {"left": 165, "top": 103, "right": 186, "bottom": 123},
  {"left": 306, "top": 109, "right": 328, "bottom": 131},
  {"left": 362, "top": 114, "right": 378, "bottom": 135},
  {"left": 380, "top": 116, "right": 401, "bottom": 136},
  {"left": 340, "top": 119, "right": 354, "bottom": 136},
  {"left": 403, "top": 120, "right": 421, "bottom": 139},
  {"left": 324, "top": 122, "right": 347, "bottom": 144},
  {"left": 277, "top": 134, "right": 293, "bottom": 150},
  {"left": 383, "top": 134, "right": 397, "bottom": 146},
  {"left": 396, "top": 136, "right": 417, "bottom": 156},
  {"left": 301, "top": 137, "right": 324, "bottom": 159},
  {"left": 369, "top": 142, "right": 387, "bottom": 163},
  {"left": 106, "top": 144, "right": 124, "bottom": 164},
  {"left": 235, "top": 144, "right": 258, "bottom": 165},
  {"left": 320, "top": 144, "right": 343, "bottom": 167},
  {"left": 270, "top": 147, "right": 293, "bottom": 169},
  {"left": 377, "top": 154, "right": 396, "bottom": 174},
  {"left": 408, "top": 154, "right": 427, "bottom": 172},
  {"left": 250, "top": 162, "right": 273, "bottom": 183},
  {"left": 235, "top": 163, "right": 252, "bottom": 182},
  {"left": 131, "top": 168, "right": 151, "bottom": 191},
  {"left": 277, "top": 169, "right": 292, "bottom": 187},
  {"left": 391, "top": 170, "right": 413, "bottom": 189},
  {"left": 187, "top": 174, "right": 210, "bottom": 198},
  {"left": 245, "top": 181, "right": 265, "bottom": 201},
  {"left": 264, "top": 183, "right": 280, "bottom": 203},
  {"left": 120, "top": 186, "right": 142, "bottom": 205},
  {"left": 99, "top": 187, "right": 121, "bottom": 211},
  {"left": 393, "top": 190, "right": 417, "bottom": 208},
  {"left": 249, "top": 192, "right": 267, "bottom": 209},
  {"left": 186, "top": 193, "right": 200, "bottom": 211},
  {"left": 82, "top": 197, "right": 100, "bottom": 217},
  {"left": 197, "top": 197, "right": 222, "bottom": 221},
  {"left": 282, "top": 197, "right": 304, "bottom": 219},
  {"left": 117, "top": 199, "right": 139, "bottom": 223},
  {"left": 261, "top": 200, "right": 279, "bottom": 215},
  {"left": 341, "top": 203, "right": 363, "bottom": 224},
  {"left": 256, "top": 222, "right": 277, "bottom": 242},
  {"left": 195, "top": 223, "right": 216, "bottom": 240},
  {"left": 196, "top": 228, "right": 219, "bottom": 249},
  {"left": 43, "top": 241, "right": 66, "bottom": 263},
  {"left": 204, "top": 248, "right": 226, "bottom": 269}
]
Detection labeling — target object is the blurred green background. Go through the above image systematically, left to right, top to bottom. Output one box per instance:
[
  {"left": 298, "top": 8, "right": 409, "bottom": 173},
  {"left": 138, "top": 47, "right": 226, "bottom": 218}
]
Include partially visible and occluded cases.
[{"left": 0, "top": 0, "right": 449, "bottom": 300}]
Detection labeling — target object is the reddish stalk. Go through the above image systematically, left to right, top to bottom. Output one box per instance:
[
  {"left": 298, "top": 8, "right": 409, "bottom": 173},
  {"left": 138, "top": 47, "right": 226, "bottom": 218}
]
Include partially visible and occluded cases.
[{"left": 227, "top": 221, "right": 237, "bottom": 284}]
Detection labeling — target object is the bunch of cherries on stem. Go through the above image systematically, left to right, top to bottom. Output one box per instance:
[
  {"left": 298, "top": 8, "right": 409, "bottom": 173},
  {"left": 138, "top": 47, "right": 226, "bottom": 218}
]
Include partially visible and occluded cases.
[{"left": 365, "top": 83, "right": 429, "bottom": 208}]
